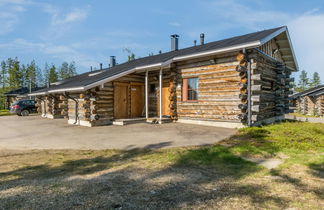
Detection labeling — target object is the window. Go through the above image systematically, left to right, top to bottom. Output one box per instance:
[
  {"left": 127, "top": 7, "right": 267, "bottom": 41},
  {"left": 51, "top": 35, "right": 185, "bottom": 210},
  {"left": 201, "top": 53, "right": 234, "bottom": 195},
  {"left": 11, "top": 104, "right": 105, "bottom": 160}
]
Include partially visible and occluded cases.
[{"left": 182, "top": 78, "right": 198, "bottom": 101}]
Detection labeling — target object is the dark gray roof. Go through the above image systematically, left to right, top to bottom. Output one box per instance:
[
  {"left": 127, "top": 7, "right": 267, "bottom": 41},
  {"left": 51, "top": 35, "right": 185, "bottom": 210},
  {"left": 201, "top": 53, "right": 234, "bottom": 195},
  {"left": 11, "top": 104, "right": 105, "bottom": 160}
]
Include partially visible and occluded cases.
[
  {"left": 31, "top": 26, "right": 288, "bottom": 95},
  {"left": 292, "top": 85, "right": 324, "bottom": 98},
  {"left": 5, "top": 87, "right": 45, "bottom": 96}
]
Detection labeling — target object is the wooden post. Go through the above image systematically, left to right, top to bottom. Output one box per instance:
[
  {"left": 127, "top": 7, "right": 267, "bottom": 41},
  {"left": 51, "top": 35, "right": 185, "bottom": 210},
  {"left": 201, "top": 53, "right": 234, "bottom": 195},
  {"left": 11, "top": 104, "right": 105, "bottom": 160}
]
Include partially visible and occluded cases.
[
  {"left": 247, "top": 58, "right": 252, "bottom": 126},
  {"left": 159, "top": 68, "right": 162, "bottom": 124},
  {"left": 145, "top": 70, "right": 149, "bottom": 119}
]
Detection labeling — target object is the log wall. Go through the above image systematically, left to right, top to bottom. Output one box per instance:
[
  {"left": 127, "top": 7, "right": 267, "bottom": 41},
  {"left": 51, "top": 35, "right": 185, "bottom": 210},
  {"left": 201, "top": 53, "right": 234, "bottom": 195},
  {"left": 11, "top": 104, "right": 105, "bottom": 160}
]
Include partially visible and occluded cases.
[
  {"left": 258, "top": 39, "right": 283, "bottom": 61},
  {"left": 249, "top": 50, "right": 293, "bottom": 123},
  {"left": 175, "top": 53, "right": 241, "bottom": 122},
  {"left": 315, "top": 95, "right": 324, "bottom": 116}
]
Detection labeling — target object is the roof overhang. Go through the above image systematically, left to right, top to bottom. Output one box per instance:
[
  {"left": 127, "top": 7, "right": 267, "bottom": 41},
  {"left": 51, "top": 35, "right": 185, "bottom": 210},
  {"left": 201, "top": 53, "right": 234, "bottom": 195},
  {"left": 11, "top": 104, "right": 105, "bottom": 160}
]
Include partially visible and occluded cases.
[
  {"left": 260, "top": 26, "right": 298, "bottom": 71},
  {"left": 43, "top": 63, "right": 163, "bottom": 94},
  {"left": 300, "top": 87, "right": 324, "bottom": 97},
  {"left": 28, "top": 91, "right": 47, "bottom": 96}
]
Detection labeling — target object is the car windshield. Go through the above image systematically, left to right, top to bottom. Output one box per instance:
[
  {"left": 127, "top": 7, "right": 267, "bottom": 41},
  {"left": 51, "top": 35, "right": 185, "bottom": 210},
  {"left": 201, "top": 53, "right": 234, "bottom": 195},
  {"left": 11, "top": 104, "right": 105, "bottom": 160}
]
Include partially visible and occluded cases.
[{"left": 12, "top": 101, "right": 20, "bottom": 105}]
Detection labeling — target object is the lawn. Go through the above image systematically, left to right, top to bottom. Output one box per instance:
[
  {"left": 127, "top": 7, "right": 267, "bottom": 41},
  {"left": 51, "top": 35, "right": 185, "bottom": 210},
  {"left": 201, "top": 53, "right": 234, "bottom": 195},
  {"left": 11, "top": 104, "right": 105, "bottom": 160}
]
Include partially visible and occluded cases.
[
  {"left": 0, "top": 109, "right": 12, "bottom": 116},
  {"left": 0, "top": 122, "right": 323, "bottom": 209}
]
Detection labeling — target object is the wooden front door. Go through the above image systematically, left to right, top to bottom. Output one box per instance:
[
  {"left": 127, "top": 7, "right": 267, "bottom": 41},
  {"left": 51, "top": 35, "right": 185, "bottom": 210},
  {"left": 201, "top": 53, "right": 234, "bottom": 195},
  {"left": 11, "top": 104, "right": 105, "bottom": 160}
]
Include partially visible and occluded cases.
[
  {"left": 157, "top": 82, "right": 171, "bottom": 116},
  {"left": 114, "top": 83, "right": 129, "bottom": 118},
  {"left": 130, "top": 84, "right": 144, "bottom": 117}
]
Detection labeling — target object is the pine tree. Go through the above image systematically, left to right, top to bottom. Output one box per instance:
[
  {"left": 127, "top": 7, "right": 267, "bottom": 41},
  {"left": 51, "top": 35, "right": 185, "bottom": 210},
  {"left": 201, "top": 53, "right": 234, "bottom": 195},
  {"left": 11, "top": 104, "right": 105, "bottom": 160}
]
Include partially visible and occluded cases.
[
  {"left": 7, "top": 58, "right": 22, "bottom": 89},
  {"left": 26, "top": 60, "right": 37, "bottom": 89},
  {"left": 0, "top": 61, "right": 7, "bottom": 88},
  {"left": 68, "top": 61, "right": 77, "bottom": 78},
  {"left": 43, "top": 62, "right": 50, "bottom": 86},
  {"left": 58, "top": 62, "right": 69, "bottom": 80},
  {"left": 21, "top": 64, "right": 28, "bottom": 87},
  {"left": 48, "top": 64, "right": 58, "bottom": 83},
  {"left": 36, "top": 65, "right": 43, "bottom": 87},
  {"left": 296, "top": 70, "right": 309, "bottom": 92},
  {"left": 310, "top": 72, "right": 321, "bottom": 88}
]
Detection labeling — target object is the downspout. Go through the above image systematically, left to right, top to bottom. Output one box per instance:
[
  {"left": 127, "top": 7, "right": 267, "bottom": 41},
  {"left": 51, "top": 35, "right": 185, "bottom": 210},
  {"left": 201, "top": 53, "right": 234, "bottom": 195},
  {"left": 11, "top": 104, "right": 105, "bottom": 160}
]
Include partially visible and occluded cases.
[
  {"left": 243, "top": 48, "right": 252, "bottom": 127},
  {"left": 64, "top": 92, "right": 79, "bottom": 124},
  {"left": 48, "top": 94, "right": 55, "bottom": 116},
  {"left": 38, "top": 96, "right": 46, "bottom": 116}
]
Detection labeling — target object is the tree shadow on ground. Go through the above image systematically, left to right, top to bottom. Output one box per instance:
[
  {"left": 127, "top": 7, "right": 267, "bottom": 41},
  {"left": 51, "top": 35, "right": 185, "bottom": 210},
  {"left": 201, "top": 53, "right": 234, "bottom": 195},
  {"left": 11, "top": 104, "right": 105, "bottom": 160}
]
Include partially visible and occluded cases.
[
  {"left": 0, "top": 143, "right": 318, "bottom": 209},
  {"left": 308, "top": 161, "right": 324, "bottom": 179},
  {"left": 269, "top": 168, "right": 324, "bottom": 200}
]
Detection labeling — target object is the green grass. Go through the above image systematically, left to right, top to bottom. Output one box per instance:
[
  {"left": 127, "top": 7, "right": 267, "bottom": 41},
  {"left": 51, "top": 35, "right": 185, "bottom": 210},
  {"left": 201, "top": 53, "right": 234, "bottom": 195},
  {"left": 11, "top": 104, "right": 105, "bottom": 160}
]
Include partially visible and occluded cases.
[
  {"left": 0, "top": 109, "right": 12, "bottom": 116},
  {"left": 289, "top": 112, "right": 322, "bottom": 118},
  {"left": 225, "top": 121, "right": 324, "bottom": 166}
]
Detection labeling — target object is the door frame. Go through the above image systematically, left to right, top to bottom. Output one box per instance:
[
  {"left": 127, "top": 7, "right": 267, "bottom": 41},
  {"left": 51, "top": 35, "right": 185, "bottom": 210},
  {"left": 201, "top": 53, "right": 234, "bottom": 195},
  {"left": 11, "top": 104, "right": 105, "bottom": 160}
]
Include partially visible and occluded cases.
[{"left": 114, "top": 82, "right": 129, "bottom": 119}]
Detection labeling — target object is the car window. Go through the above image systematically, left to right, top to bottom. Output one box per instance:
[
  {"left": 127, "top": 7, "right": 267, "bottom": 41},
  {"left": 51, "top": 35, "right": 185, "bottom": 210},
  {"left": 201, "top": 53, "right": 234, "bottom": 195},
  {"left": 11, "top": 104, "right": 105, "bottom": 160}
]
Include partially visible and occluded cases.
[{"left": 25, "top": 100, "right": 34, "bottom": 105}]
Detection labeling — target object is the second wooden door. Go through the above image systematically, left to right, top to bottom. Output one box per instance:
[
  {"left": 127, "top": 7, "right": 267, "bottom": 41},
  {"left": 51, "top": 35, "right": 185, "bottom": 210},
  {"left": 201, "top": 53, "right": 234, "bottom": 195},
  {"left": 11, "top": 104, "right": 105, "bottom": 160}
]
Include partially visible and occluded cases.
[{"left": 130, "top": 84, "right": 144, "bottom": 117}]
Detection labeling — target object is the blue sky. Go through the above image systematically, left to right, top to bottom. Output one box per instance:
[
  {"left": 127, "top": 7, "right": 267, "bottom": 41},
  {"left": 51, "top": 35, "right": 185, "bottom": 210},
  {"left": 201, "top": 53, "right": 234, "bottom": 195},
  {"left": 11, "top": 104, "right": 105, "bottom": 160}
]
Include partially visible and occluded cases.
[{"left": 0, "top": 0, "right": 324, "bottom": 81}]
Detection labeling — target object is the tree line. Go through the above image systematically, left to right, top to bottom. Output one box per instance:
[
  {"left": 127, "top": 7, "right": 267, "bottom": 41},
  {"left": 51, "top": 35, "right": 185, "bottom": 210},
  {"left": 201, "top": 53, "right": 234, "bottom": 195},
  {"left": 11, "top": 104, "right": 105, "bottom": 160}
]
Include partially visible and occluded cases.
[
  {"left": 0, "top": 57, "right": 77, "bottom": 109},
  {"left": 295, "top": 70, "right": 321, "bottom": 92}
]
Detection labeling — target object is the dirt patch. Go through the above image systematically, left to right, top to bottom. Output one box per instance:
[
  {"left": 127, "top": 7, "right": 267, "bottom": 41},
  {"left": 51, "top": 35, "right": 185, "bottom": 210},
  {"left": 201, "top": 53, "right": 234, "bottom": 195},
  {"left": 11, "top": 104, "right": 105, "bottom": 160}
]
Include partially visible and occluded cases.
[{"left": 0, "top": 149, "right": 323, "bottom": 209}]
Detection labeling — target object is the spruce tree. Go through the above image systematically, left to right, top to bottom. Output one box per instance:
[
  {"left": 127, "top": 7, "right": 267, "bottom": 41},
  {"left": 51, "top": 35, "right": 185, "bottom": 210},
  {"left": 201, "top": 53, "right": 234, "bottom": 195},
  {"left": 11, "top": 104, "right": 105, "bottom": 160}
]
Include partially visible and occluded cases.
[{"left": 310, "top": 72, "right": 321, "bottom": 88}]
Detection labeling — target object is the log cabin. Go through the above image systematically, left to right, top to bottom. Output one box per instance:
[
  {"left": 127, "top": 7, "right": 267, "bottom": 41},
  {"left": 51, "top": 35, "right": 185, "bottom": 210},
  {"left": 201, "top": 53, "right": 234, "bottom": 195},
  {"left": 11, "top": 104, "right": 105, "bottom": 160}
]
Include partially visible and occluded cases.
[
  {"left": 29, "top": 26, "right": 298, "bottom": 127},
  {"left": 292, "top": 85, "right": 324, "bottom": 116},
  {"left": 4, "top": 87, "right": 43, "bottom": 109}
]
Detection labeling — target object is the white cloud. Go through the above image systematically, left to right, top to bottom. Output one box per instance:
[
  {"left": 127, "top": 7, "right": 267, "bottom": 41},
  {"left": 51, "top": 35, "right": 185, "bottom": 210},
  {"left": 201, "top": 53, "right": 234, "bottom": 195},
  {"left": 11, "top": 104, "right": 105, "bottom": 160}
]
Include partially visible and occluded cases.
[
  {"left": 0, "top": 0, "right": 30, "bottom": 35},
  {"left": 204, "top": 0, "right": 324, "bottom": 79},
  {"left": 207, "top": 0, "right": 290, "bottom": 30},
  {"left": 43, "top": 5, "right": 89, "bottom": 26},
  {"left": 64, "top": 8, "right": 88, "bottom": 23},
  {"left": 288, "top": 13, "right": 324, "bottom": 77},
  {"left": 169, "top": 22, "right": 181, "bottom": 27},
  {"left": 0, "top": 38, "right": 101, "bottom": 68}
]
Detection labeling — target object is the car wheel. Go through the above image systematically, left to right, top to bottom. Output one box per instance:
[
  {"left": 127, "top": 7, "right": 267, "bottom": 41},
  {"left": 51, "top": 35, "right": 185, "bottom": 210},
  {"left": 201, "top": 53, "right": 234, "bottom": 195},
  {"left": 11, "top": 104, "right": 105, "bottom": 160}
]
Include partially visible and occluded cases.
[{"left": 21, "top": 110, "right": 29, "bottom": 116}]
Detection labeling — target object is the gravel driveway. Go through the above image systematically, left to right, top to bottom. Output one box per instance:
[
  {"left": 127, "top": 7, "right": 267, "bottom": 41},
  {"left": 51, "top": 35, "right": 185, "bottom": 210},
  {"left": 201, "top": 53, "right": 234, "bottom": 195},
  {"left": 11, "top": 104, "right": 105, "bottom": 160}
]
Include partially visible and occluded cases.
[{"left": 0, "top": 115, "right": 237, "bottom": 150}]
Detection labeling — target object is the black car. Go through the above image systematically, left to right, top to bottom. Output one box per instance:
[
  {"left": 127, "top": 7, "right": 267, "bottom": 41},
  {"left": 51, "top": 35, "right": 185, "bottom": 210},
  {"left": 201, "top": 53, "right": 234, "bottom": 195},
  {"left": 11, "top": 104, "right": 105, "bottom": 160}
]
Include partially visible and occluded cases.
[{"left": 10, "top": 99, "right": 37, "bottom": 116}]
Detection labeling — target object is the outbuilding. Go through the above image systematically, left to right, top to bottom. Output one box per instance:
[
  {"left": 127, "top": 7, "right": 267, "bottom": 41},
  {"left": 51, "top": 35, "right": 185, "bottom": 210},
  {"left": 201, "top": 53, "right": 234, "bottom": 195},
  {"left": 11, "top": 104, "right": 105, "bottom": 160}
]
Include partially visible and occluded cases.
[{"left": 292, "top": 85, "right": 324, "bottom": 116}]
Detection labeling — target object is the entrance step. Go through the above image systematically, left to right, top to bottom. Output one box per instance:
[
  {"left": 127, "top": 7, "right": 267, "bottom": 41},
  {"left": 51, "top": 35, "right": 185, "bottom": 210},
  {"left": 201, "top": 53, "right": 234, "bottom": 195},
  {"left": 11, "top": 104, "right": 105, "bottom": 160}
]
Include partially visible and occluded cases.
[
  {"left": 146, "top": 117, "right": 173, "bottom": 124},
  {"left": 112, "top": 118, "right": 146, "bottom": 126}
]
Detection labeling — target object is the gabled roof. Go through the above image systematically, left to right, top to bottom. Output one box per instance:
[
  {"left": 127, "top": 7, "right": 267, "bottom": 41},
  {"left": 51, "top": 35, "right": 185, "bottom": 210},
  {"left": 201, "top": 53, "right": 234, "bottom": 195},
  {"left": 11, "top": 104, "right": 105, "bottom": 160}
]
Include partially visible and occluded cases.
[
  {"left": 30, "top": 26, "right": 298, "bottom": 96},
  {"left": 292, "top": 85, "right": 324, "bottom": 98}
]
